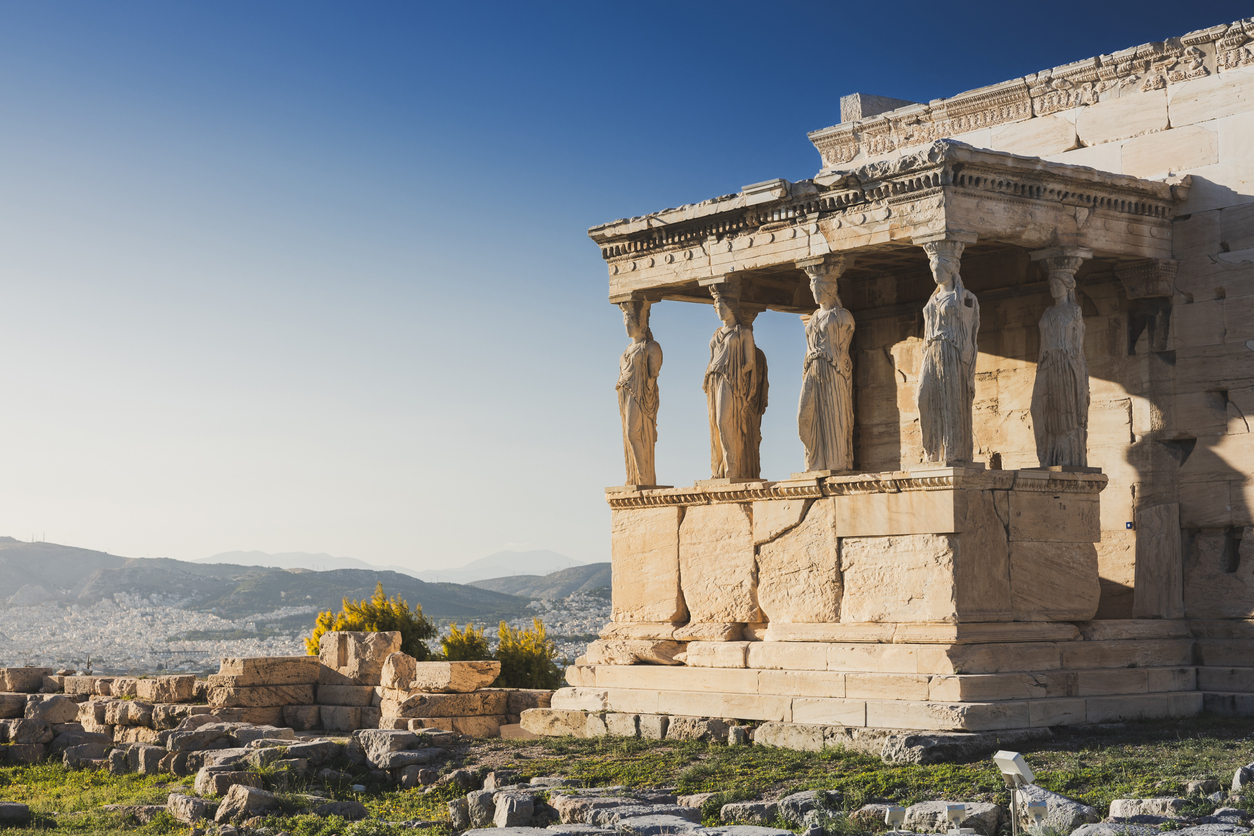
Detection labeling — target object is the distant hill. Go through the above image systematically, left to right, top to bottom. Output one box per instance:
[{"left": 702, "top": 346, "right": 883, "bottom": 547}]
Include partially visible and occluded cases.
[
  {"left": 0, "top": 539, "right": 531, "bottom": 623},
  {"left": 197, "top": 550, "right": 419, "bottom": 577},
  {"left": 415, "top": 550, "right": 586, "bottom": 584},
  {"left": 471, "top": 562, "right": 611, "bottom": 599}
]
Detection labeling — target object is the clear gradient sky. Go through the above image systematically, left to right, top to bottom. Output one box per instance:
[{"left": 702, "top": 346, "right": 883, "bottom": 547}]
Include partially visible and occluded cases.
[{"left": 0, "top": 1, "right": 1247, "bottom": 570}]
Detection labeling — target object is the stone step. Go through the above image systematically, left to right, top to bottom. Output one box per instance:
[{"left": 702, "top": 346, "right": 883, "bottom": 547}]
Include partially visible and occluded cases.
[
  {"left": 680, "top": 637, "right": 1195, "bottom": 674},
  {"left": 584, "top": 664, "right": 1197, "bottom": 701},
  {"left": 1197, "top": 667, "right": 1254, "bottom": 692},
  {"left": 543, "top": 687, "right": 1204, "bottom": 731}
]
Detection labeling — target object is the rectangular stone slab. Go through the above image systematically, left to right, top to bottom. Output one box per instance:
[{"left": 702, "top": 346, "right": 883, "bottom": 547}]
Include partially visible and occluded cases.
[
  {"left": 678, "top": 503, "right": 759, "bottom": 625},
  {"left": 611, "top": 506, "right": 687, "bottom": 623},
  {"left": 216, "top": 657, "right": 320, "bottom": 686},
  {"left": 207, "top": 685, "right": 316, "bottom": 708}
]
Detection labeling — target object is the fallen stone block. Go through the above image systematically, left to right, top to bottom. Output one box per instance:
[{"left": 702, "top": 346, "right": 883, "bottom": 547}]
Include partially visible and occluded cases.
[
  {"left": 319, "top": 631, "right": 401, "bottom": 685},
  {"left": 382, "top": 654, "right": 501, "bottom": 693},
  {"left": 215, "top": 655, "right": 321, "bottom": 686},
  {"left": 0, "top": 668, "right": 53, "bottom": 693},
  {"left": 136, "top": 675, "right": 195, "bottom": 704},
  {"left": 62, "top": 676, "right": 103, "bottom": 696},
  {"left": 110, "top": 678, "right": 139, "bottom": 698},
  {"left": 207, "top": 684, "right": 315, "bottom": 708},
  {"left": 316, "top": 684, "right": 375, "bottom": 706},
  {"left": 380, "top": 689, "right": 508, "bottom": 718},
  {"left": 0, "top": 693, "right": 25, "bottom": 719},
  {"left": 25, "top": 695, "right": 79, "bottom": 724},
  {"left": 104, "top": 700, "right": 153, "bottom": 728},
  {"left": 152, "top": 703, "right": 213, "bottom": 731},
  {"left": 282, "top": 704, "right": 321, "bottom": 731},
  {"left": 320, "top": 704, "right": 361, "bottom": 732},
  {"left": 209, "top": 706, "right": 283, "bottom": 725},
  {"left": 519, "top": 708, "right": 587, "bottom": 738},
  {"left": 638, "top": 715, "right": 668, "bottom": 740},
  {"left": 666, "top": 716, "right": 729, "bottom": 742},
  {"left": 10, "top": 718, "right": 52, "bottom": 745},
  {"left": 167, "top": 724, "right": 238, "bottom": 752},
  {"left": 233, "top": 724, "right": 295, "bottom": 745},
  {"left": 113, "top": 726, "right": 164, "bottom": 745},
  {"left": 63, "top": 742, "right": 110, "bottom": 768},
  {"left": 7, "top": 743, "right": 45, "bottom": 763},
  {"left": 127, "top": 744, "right": 167, "bottom": 776},
  {"left": 200, "top": 747, "right": 253, "bottom": 769},
  {"left": 374, "top": 748, "right": 442, "bottom": 770},
  {"left": 106, "top": 749, "right": 127, "bottom": 775},
  {"left": 400, "top": 765, "right": 438, "bottom": 788},
  {"left": 196, "top": 767, "right": 264, "bottom": 797},
  {"left": 214, "top": 784, "right": 280, "bottom": 824},
  {"left": 1016, "top": 785, "right": 1099, "bottom": 831},
  {"left": 468, "top": 788, "right": 497, "bottom": 828},
  {"left": 778, "top": 791, "right": 841, "bottom": 825},
  {"left": 167, "top": 792, "right": 211, "bottom": 824},
  {"left": 496, "top": 793, "right": 535, "bottom": 828},
  {"left": 449, "top": 797, "right": 471, "bottom": 830},
  {"left": 1109, "top": 798, "right": 1189, "bottom": 819},
  {"left": 904, "top": 801, "right": 1005, "bottom": 836},
  {"left": 722, "top": 802, "right": 779, "bottom": 825},
  {"left": 0, "top": 803, "right": 31, "bottom": 825},
  {"left": 98, "top": 804, "right": 165, "bottom": 824},
  {"left": 588, "top": 804, "right": 699, "bottom": 828},
  {"left": 609, "top": 813, "right": 702, "bottom": 835},
  {"left": 1071, "top": 826, "right": 1166, "bottom": 836},
  {"left": 702, "top": 828, "right": 793, "bottom": 836}
]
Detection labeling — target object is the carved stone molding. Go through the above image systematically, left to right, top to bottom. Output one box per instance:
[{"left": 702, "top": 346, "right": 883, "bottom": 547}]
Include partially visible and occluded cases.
[
  {"left": 806, "top": 17, "right": 1251, "bottom": 167},
  {"left": 1030, "top": 247, "right": 1095, "bottom": 276},
  {"left": 1115, "top": 259, "right": 1179, "bottom": 298},
  {"left": 604, "top": 469, "right": 1106, "bottom": 509}
]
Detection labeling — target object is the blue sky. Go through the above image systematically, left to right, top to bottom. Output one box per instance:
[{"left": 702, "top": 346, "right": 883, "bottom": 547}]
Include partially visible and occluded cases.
[{"left": 0, "top": 1, "right": 1247, "bottom": 570}]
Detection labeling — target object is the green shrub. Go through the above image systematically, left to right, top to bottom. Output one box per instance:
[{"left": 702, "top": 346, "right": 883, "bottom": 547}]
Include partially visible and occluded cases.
[
  {"left": 304, "top": 583, "right": 437, "bottom": 660},
  {"left": 494, "top": 617, "right": 563, "bottom": 689},
  {"left": 442, "top": 622, "right": 491, "bottom": 661}
]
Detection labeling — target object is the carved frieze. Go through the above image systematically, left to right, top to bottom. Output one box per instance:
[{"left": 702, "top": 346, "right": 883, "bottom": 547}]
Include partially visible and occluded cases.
[
  {"left": 804, "top": 17, "right": 1249, "bottom": 167},
  {"left": 1115, "top": 259, "right": 1179, "bottom": 299}
]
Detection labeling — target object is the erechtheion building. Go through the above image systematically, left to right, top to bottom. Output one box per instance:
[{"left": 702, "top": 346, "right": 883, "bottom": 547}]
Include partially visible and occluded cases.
[{"left": 543, "top": 17, "right": 1254, "bottom": 736}]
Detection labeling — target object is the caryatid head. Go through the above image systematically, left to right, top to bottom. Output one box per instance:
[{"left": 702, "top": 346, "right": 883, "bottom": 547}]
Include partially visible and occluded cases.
[
  {"left": 923, "top": 240, "right": 965, "bottom": 290},
  {"left": 798, "top": 255, "right": 850, "bottom": 310},
  {"left": 1046, "top": 256, "right": 1084, "bottom": 304},
  {"left": 710, "top": 283, "right": 742, "bottom": 327},
  {"left": 619, "top": 299, "right": 652, "bottom": 341}
]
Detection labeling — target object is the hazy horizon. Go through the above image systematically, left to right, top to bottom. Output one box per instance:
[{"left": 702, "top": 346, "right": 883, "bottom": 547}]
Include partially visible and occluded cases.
[{"left": 0, "top": 1, "right": 1243, "bottom": 571}]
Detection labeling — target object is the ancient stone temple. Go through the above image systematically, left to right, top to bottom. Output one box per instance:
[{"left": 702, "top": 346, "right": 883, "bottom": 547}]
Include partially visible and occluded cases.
[{"left": 543, "top": 18, "right": 1254, "bottom": 736}]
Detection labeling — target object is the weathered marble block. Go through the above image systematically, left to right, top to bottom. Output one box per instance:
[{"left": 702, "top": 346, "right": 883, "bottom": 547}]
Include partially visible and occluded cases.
[{"left": 608, "top": 469, "right": 1105, "bottom": 630}]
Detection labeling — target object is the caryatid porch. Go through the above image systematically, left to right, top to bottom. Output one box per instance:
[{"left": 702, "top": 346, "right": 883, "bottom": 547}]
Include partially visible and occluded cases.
[{"left": 553, "top": 140, "right": 1202, "bottom": 733}]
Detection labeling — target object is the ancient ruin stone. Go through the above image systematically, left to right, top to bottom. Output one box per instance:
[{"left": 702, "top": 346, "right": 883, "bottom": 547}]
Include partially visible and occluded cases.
[
  {"left": 214, "top": 785, "right": 280, "bottom": 824},
  {"left": 167, "top": 793, "right": 210, "bottom": 824}
]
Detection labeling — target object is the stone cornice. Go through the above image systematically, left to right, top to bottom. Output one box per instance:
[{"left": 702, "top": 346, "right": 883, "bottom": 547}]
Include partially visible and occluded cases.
[
  {"left": 805, "top": 17, "right": 1252, "bottom": 167},
  {"left": 589, "top": 141, "right": 1181, "bottom": 292},
  {"left": 605, "top": 468, "right": 1107, "bottom": 509}
]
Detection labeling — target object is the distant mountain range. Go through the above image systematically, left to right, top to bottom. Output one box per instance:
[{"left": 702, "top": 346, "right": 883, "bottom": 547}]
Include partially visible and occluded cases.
[
  {"left": 0, "top": 539, "right": 580, "bottom": 623},
  {"left": 198, "top": 548, "right": 587, "bottom": 585},
  {"left": 470, "top": 563, "right": 610, "bottom": 599}
]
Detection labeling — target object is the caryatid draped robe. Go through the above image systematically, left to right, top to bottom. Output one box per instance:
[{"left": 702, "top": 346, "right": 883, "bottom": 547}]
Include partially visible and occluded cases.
[
  {"left": 917, "top": 285, "right": 979, "bottom": 462},
  {"left": 1032, "top": 299, "right": 1089, "bottom": 467},
  {"left": 798, "top": 304, "right": 855, "bottom": 471},
  {"left": 704, "top": 324, "right": 756, "bottom": 479},
  {"left": 616, "top": 338, "right": 663, "bottom": 485}
]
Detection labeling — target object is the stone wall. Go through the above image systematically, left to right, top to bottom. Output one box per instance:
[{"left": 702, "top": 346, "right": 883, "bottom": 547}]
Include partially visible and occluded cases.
[{"left": 820, "top": 19, "right": 1254, "bottom": 619}]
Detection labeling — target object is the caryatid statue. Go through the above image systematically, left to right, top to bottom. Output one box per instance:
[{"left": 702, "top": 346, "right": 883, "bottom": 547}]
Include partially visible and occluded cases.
[
  {"left": 916, "top": 239, "right": 980, "bottom": 463},
  {"left": 1030, "top": 250, "right": 1092, "bottom": 467},
  {"left": 796, "top": 256, "right": 855, "bottom": 472},
  {"left": 703, "top": 281, "right": 757, "bottom": 479},
  {"left": 616, "top": 299, "right": 663, "bottom": 486},
  {"left": 741, "top": 307, "right": 769, "bottom": 481}
]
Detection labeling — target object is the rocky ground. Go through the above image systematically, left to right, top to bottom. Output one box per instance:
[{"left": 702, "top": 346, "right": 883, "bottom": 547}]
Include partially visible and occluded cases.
[{"left": 4, "top": 716, "right": 1254, "bottom": 835}]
